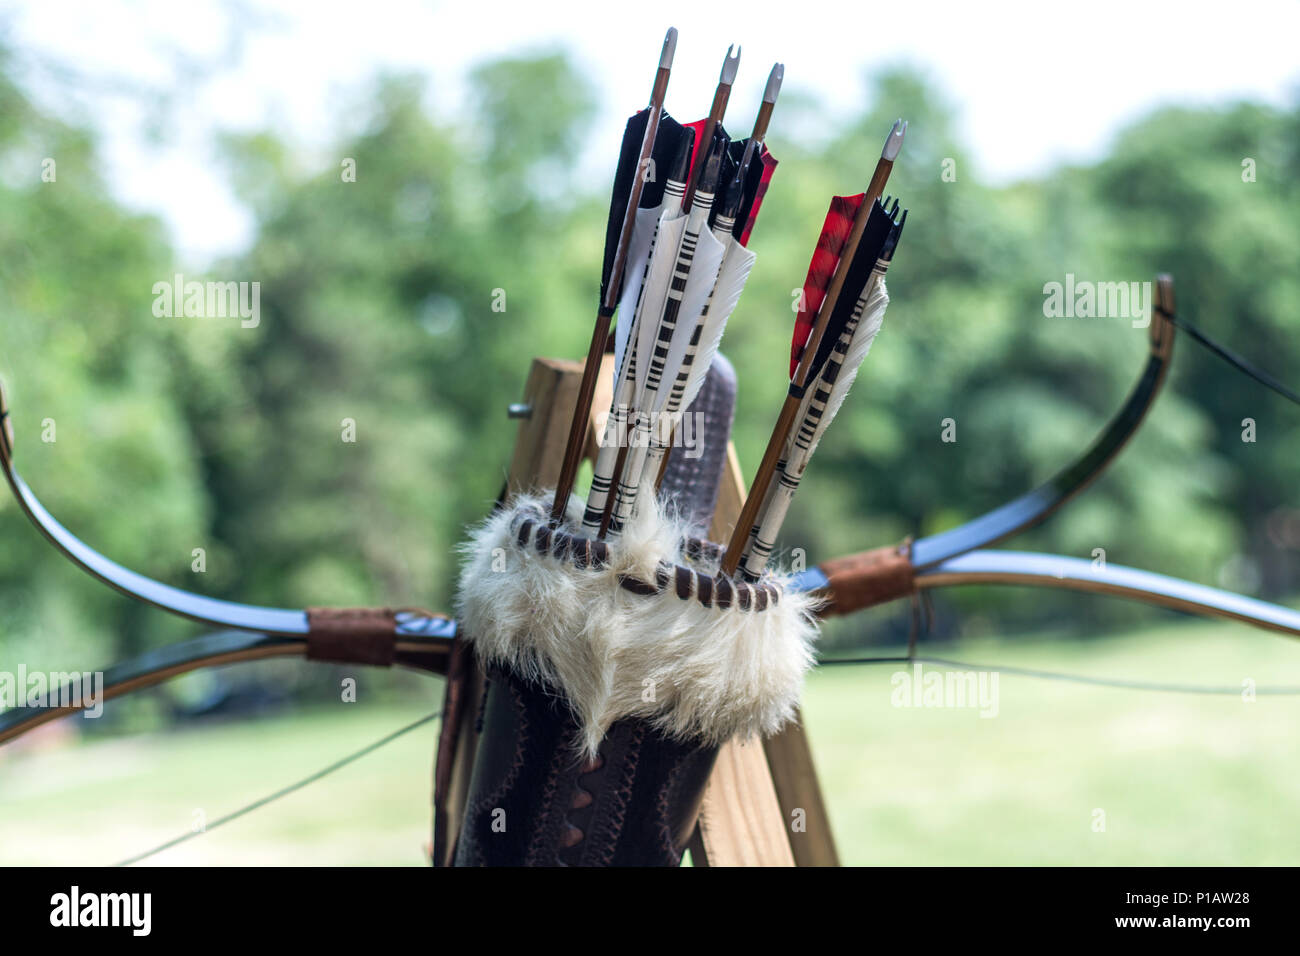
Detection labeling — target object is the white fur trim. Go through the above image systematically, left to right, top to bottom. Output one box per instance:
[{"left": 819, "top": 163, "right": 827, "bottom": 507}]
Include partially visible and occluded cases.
[{"left": 455, "top": 489, "right": 820, "bottom": 758}]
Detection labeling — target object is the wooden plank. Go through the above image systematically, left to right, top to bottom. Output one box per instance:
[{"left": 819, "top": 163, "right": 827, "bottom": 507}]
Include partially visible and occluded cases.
[
  {"left": 504, "top": 355, "right": 615, "bottom": 497},
  {"left": 506, "top": 357, "right": 580, "bottom": 495},
  {"left": 696, "top": 441, "right": 840, "bottom": 866},
  {"left": 707, "top": 442, "right": 747, "bottom": 544},
  {"left": 691, "top": 447, "right": 797, "bottom": 867},
  {"left": 433, "top": 639, "right": 483, "bottom": 867},
  {"left": 762, "top": 715, "right": 840, "bottom": 866},
  {"left": 690, "top": 737, "right": 794, "bottom": 867}
]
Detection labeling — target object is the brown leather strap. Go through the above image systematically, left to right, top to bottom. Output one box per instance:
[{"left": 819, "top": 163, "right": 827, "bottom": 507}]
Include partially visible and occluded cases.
[
  {"left": 817, "top": 542, "right": 916, "bottom": 617},
  {"left": 305, "top": 607, "right": 398, "bottom": 666}
]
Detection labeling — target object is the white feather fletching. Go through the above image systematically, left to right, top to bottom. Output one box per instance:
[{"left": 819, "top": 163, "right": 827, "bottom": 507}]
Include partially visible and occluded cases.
[
  {"left": 614, "top": 206, "right": 672, "bottom": 379},
  {"left": 631, "top": 213, "right": 687, "bottom": 395},
  {"left": 647, "top": 226, "right": 726, "bottom": 412},
  {"left": 681, "top": 238, "right": 756, "bottom": 412},
  {"left": 739, "top": 278, "right": 891, "bottom": 578},
  {"left": 803, "top": 279, "right": 890, "bottom": 461}
]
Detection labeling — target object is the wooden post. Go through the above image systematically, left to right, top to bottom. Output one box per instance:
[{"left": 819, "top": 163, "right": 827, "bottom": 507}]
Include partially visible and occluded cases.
[
  {"left": 717, "top": 437, "right": 839, "bottom": 867},
  {"left": 689, "top": 445, "right": 840, "bottom": 867},
  {"left": 762, "top": 719, "right": 841, "bottom": 866}
]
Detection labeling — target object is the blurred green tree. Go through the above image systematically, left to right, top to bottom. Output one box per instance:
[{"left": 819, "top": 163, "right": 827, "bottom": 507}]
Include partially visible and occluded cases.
[{"left": 0, "top": 64, "right": 208, "bottom": 672}]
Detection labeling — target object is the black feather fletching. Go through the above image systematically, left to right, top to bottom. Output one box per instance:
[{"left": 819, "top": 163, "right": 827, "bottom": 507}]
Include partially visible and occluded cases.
[
  {"left": 599, "top": 111, "right": 695, "bottom": 306},
  {"left": 719, "top": 136, "right": 771, "bottom": 241},
  {"left": 804, "top": 199, "right": 907, "bottom": 386}
]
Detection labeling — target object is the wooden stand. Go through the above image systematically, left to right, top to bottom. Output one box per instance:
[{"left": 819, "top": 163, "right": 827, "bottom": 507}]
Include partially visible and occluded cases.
[
  {"left": 441, "top": 356, "right": 839, "bottom": 866},
  {"left": 694, "top": 445, "right": 840, "bottom": 867}
]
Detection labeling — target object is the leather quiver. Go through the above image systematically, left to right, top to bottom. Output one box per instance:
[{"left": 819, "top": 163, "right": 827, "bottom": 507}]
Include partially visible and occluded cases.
[
  {"left": 437, "top": 358, "right": 741, "bottom": 867},
  {"left": 452, "top": 665, "right": 718, "bottom": 866}
]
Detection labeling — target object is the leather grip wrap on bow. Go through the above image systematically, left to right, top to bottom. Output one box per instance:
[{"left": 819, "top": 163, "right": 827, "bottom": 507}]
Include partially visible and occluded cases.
[
  {"left": 817, "top": 542, "right": 916, "bottom": 617},
  {"left": 305, "top": 607, "right": 398, "bottom": 666}
]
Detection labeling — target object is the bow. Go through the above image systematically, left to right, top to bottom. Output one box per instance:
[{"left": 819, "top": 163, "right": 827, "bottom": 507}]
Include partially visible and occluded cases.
[{"left": 5, "top": 271, "right": 1299, "bottom": 753}]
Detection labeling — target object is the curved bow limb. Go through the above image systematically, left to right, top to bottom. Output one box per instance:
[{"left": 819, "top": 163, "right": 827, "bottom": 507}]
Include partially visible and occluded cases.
[
  {"left": 790, "top": 273, "right": 1300, "bottom": 640},
  {"left": 792, "top": 275, "right": 1179, "bottom": 612},
  {"left": 908, "top": 275, "right": 1177, "bottom": 569},
  {"left": 0, "top": 378, "right": 456, "bottom": 747},
  {"left": 0, "top": 379, "right": 456, "bottom": 644},
  {"left": 0, "top": 381, "right": 303, "bottom": 632},
  {"left": 796, "top": 545, "right": 1300, "bottom": 639},
  {"left": 914, "top": 550, "right": 1300, "bottom": 638},
  {"left": 0, "top": 624, "right": 455, "bottom": 746}
]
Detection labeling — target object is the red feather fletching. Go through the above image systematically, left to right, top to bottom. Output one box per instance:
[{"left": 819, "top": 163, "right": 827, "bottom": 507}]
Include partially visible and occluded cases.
[
  {"left": 738, "top": 147, "right": 777, "bottom": 247},
  {"left": 789, "top": 193, "right": 865, "bottom": 378}
]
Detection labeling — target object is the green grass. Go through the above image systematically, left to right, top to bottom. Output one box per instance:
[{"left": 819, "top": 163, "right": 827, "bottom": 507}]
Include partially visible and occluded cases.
[
  {"left": 2, "top": 617, "right": 1298, "bottom": 866},
  {"left": 805, "top": 619, "right": 1300, "bottom": 865},
  {"left": 0, "top": 701, "right": 444, "bottom": 866}
]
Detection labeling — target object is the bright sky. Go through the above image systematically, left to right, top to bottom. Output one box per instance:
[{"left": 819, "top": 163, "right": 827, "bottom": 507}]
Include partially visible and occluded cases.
[{"left": 6, "top": 0, "right": 1298, "bottom": 266}]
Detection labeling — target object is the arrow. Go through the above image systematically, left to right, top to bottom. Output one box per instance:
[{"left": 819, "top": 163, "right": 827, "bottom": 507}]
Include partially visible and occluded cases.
[
  {"left": 551, "top": 27, "right": 678, "bottom": 524},
  {"left": 720, "top": 120, "right": 906, "bottom": 578},
  {"left": 605, "top": 137, "right": 729, "bottom": 536},
  {"left": 738, "top": 199, "right": 907, "bottom": 579}
]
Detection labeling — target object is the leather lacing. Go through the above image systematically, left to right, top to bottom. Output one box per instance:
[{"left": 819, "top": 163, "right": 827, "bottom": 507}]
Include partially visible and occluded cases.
[{"left": 507, "top": 509, "right": 782, "bottom": 612}]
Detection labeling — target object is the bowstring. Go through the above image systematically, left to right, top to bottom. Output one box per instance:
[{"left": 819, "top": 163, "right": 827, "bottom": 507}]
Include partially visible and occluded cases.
[
  {"left": 1169, "top": 312, "right": 1300, "bottom": 408},
  {"left": 817, "top": 653, "right": 1300, "bottom": 695},
  {"left": 115, "top": 709, "right": 442, "bottom": 867}
]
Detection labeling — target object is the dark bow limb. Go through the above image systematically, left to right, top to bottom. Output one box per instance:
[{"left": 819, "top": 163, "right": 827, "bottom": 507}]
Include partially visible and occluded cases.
[
  {"left": 791, "top": 274, "right": 1300, "bottom": 640},
  {"left": 909, "top": 277, "right": 1177, "bottom": 569},
  {"left": 791, "top": 278, "right": 1178, "bottom": 608},
  {"left": 0, "top": 378, "right": 456, "bottom": 748},
  {"left": 0, "top": 381, "right": 457, "bottom": 639},
  {"left": 0, "top": 382, "right": 301, "bottom": 633},
  {"left": 2, "top": 461, "right": 310, "bottom": 634},
  {"left": 797, "top": 544, "right": 1300, "bottom": 639},
  {"left": 0, "top": 626, "right": 453, "bottom": 746}
]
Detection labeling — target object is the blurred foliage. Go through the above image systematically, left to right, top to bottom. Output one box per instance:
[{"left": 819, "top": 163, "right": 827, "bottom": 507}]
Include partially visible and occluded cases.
[{"left": 1, "top": 48, "right": 1299, "bottom": 680}]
